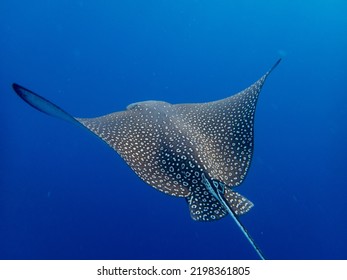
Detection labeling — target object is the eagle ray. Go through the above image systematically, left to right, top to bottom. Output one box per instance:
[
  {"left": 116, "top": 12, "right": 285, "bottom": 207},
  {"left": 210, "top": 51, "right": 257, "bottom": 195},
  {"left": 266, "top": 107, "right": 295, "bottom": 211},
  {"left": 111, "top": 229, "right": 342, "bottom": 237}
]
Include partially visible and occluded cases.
[{"left": 12, "top": 59, "right": 281, "bottom": 259}]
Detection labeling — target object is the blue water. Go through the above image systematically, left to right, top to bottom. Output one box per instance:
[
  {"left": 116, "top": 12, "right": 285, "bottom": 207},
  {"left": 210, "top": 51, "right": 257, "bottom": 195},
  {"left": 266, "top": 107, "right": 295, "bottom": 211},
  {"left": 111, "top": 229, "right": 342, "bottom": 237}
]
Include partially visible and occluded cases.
[{"left": 1, "top": 0, "right": 347, "bottom": 260}]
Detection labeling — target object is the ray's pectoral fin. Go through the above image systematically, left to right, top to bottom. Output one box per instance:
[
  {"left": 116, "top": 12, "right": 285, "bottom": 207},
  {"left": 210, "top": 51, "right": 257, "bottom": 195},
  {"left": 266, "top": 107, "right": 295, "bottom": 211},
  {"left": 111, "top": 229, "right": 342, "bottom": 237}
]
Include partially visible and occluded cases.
[
  {"left": 12, "top": 83, "right": 81, "bottom": 126},
  {"left": 12, "top": 83, "right": 191, "bottom": 198},
  {"left": 224, "top": 188, "right": 254, "bottom": 216}
]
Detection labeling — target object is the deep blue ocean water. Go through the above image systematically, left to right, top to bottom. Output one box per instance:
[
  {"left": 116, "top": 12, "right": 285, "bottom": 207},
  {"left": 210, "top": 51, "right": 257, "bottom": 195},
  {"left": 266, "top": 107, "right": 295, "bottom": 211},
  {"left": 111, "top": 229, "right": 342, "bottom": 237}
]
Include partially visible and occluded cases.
[{"left": 1, "top": 0, "right": 346, "bottom": 260}]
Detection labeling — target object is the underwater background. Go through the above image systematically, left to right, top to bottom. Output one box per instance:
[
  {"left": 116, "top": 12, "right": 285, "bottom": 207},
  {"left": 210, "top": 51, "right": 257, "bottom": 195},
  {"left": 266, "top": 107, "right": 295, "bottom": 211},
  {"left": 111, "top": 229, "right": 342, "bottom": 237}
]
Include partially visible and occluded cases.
[{"left": 1, "top": 0, "right": 346, "bottom": 260}]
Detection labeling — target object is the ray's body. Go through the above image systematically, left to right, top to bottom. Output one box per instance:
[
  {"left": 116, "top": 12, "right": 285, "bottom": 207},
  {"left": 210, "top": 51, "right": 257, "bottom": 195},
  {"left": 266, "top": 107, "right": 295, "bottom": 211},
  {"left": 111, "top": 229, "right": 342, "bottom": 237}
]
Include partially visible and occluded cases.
[{"left": 13, "top": 59, "right": 281, "bottom": 259}]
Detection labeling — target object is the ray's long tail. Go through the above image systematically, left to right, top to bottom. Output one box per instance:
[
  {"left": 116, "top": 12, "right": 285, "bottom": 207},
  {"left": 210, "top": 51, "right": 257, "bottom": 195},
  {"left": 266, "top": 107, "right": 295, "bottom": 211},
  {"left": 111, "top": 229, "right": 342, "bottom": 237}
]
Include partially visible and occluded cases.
[{"left": 219, "top": 197, "right": 265, "bottom": 260}]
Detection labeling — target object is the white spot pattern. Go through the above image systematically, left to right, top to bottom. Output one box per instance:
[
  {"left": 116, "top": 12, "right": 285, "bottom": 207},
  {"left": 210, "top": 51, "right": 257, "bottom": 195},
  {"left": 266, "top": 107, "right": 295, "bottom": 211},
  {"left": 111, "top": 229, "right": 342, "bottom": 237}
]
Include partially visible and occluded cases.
[
  {"left": 76, "top": 73, "right": 270, "bottom": 221},
  {"left": 172, "top": 77, "right": 266, "bottom": 187}
]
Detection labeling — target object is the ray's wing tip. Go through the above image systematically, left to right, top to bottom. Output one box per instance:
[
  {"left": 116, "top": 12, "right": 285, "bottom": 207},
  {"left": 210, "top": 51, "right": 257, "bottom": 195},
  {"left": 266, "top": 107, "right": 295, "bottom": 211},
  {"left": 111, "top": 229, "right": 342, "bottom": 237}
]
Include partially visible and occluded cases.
[
  {"left": 268, "top": 58, "right": 282, "bottom": 75},
  {"left": 12, "top": 82, "right": 45, "bottom": 109},
  {"left": 12, "top": 82, "right": 79, "bottom": 124},
  {"left": 12, "top": 82, "right": 20, "bottom": 89},
  {"left": 12, "top": 83, "right": 24, "bottom": 96},
  {"left": 12, "top": 83, "right": 37, "bottom": 101}
]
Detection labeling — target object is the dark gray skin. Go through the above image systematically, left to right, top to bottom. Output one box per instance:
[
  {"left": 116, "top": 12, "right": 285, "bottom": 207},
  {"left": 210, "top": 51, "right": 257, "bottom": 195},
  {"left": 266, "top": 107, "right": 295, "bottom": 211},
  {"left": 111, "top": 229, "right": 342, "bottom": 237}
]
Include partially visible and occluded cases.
[{"left": 13, "top": 58, "right": 281, "bottom": 259}]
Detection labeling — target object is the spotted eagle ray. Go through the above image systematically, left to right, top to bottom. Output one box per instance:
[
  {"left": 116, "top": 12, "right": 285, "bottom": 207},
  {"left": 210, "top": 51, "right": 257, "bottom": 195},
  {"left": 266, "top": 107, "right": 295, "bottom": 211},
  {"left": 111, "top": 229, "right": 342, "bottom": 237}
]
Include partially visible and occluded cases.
[{"left": 13, "top": 59, "right": 281, "bottom": 259}]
